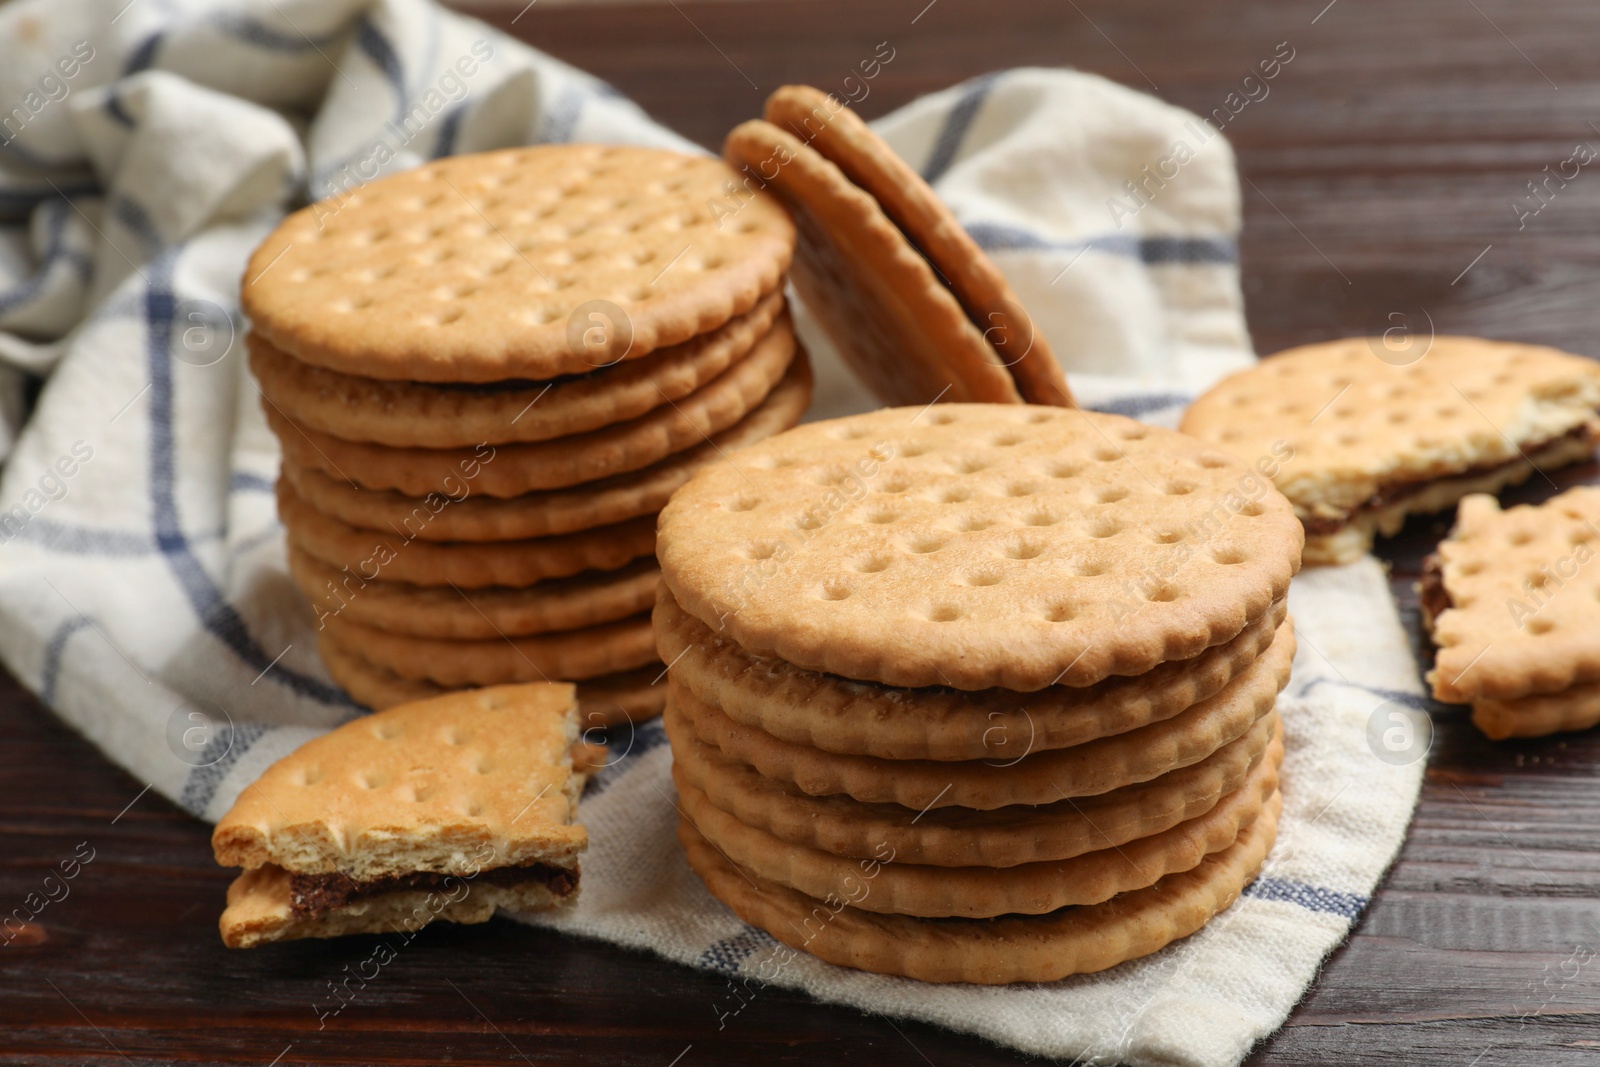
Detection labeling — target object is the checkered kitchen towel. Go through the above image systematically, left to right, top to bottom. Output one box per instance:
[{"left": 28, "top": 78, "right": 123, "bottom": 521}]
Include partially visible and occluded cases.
[{"left": 0, "top": 2, "right": 1425, "bottom": 1064}]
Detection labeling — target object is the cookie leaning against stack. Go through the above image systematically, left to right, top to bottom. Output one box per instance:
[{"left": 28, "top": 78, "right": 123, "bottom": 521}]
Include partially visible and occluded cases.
[
  {"left": 725, "top": 85, "right": 1074, "bottom": 409},
  {"left": 241, "top": 145, "right": 805, "bottom": 725},
  {"left": 654, "top": 404, "right": 1304, "bottom": 983},
  {"left": 1422, "top": 488, "right": 1600, "bottom": 739}
]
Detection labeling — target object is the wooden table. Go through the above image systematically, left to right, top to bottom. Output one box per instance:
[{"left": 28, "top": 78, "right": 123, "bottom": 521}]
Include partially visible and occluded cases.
[{"left": 8, "top": 0, "right": 1600, "bottom": 1062}]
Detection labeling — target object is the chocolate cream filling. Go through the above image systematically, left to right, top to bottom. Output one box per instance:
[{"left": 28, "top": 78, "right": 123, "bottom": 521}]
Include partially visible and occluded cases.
[
  {"left": 1300, "top": 424, "right": 1596, "bottom": 538},
  {"left": 289, "top": 862, "right": 578, "bottom": 919}
]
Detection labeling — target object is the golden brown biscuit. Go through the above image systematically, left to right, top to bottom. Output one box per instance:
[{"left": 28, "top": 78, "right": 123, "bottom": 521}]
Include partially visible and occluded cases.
[
  {"left": 763, "top": 85, "right": 1072, "bottom": 407},
  {"left": 724, "top": 119, "right": 1020, "bottom": 406},
  {"left": 241, "top": 145, "right": 795, "bottom": 382},
  {"left": 247, "top": 294, "right": 786, "bottom": 448},
  {"left": 263, "top": 328, "right": 800, "bottom": 498},
  {"left": 1180, "top": 336, "right": 1600, "bottom": 565},
  {"left": 276, "top": 350, "right": 813, "bottom": 542},
  {"left": 657, "top": 404, "right": 1302, "bottom": 690},
  {"left": 279, "top": 480, "right": 656, "bottom": 589},
  {"left": 1422, "top": 489, "right": 1600, "bottom": 732},
  {"left": 289, "top": 547, "right": 658, "bottom": 640},
  {"left": 655, "top": 582, "right": 1286, "bottom": 760},
  {"left": 322, "top": 611, "right": 658, "bottom": 688},
  {"left": 665, "top": 623, "right": 1291, "bottom": 809},
  {"left": 316, "top": 633, "right": 663, "bottom": 728},
  {"left": 214, "top": 683, "right": 585, "bottom": 947},
  {"left": 670, "top": 705, "right": 1279, "bottom": 868},
  {"left": 674, "top": 733, "right": 1277, "bottom": 917},
  {"left": 678, "top": 788, "right": 1280, "bottom": 983}
]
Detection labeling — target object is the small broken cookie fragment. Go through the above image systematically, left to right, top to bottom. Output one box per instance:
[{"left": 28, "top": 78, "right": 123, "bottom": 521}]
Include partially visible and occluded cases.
[
  {"left": 1181, "top": 336, "right": 1600, "bottom": 566},
  {"left": 1421, "top": 488, "right": 1600, "bottom": 739},
  {"left": 213, "top": 683, "right": 586, "bottom": 948}
]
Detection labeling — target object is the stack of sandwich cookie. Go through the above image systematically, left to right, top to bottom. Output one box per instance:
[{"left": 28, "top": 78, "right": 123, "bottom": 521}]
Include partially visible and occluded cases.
[
  {"left": 725, "top": 86, "right": 1074, "bottom": 408},
  {"left": 242, "top": 145, "right": 804, "bottom": 724},
  {"left": 1181, "top": 336, "right": 1600, "bottom": 565},
  {"left": 654, "top": 405, "right": 1304, "bottom": 983},
  {"left": 1423, "top": 488, "right": 1600, "bottom": 739},
  {"left": 213, "top": 683, "right": 586, "bottom": 947}
]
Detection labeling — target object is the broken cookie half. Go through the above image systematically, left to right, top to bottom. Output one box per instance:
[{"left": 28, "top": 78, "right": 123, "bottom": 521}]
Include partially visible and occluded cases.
[
  {"left": 1181, "top": 336, "right": 1600, "bottom": 565},
  {"left": 212, "top": 683, "right": 586, "bottom": 948}
]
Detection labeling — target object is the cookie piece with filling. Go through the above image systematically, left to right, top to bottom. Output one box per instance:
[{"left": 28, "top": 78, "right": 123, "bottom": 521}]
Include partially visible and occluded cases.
[
  {"left": 1181, "top": 336, "right": 1600, "bottom": 566},
  {"left": 213, "top": 683, "right": 585, "bottom": 947}
]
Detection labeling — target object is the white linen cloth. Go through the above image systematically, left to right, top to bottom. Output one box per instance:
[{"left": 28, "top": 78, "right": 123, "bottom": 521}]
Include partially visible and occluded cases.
[{"left": 0, "top": 2, "right": 1425, "bottom": 1064}]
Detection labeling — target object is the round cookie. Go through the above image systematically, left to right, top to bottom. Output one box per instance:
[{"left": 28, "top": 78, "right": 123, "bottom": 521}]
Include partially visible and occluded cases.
[
  {"left": 764, "top": 85, "right": 1072, "bottom": 407},
  {"left": 724, "top": 119, "right": 1020, "bottom": 407},
  {"left": 241, "top": 145, "right": 796, "bottom": 382},
  {"left": 248, "top": 294, "right": 788, "bottom": 448},
  {"left": 263, "top": 326, "right": 799, "bottom": 498},
  {"left": 1180, "top": 336, "right": 1600, "bottom": 565},
  {"left": 278, "top": 350, "right": 813, "bottom": 542},
  {"left": 657, "top": 404, "right": 1303, "bottom": 690},
  {"left": 278, "top": 480, "right": 655, "bottom": 589},
  {"left": 289, "top": 547, "right": 658, "bottom": 639},
  {"left": 655, "top": 582, "right": 1287, "bottom": 759},
  {"left": 321, "top": 612, "right": 657, "bottom": 687},
  {"left": 666, "top": 625, "right": 1292, "bottom": 809},
  {"left": 317, "top": 634, "right": 663, "bottom": 727},
  {"left": 668, "top": 706, "right": 1280, "bottom": 868},
  {"left": 675, "top": 741, "right": 1277, "bottom": 917},
  {"left": 678, "top": 789, "right": 1281, "bottom": 984}
]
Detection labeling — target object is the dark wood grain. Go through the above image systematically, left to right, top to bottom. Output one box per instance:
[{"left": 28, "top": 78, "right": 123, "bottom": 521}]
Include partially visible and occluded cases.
[{"left": 9, "top": 0, "right": 1600, "bottom": 1063}]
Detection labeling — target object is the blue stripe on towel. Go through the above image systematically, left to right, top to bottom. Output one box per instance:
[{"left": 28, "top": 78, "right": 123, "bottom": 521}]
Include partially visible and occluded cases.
[
  {"left": 210, "top": 12, "right": 350, "bottom": 52},
  {"left": 355, "top": 18, "right": 406, "bottom": 121},
  {"left": 921, "top": 72, "right": 1003, "bottom": 184},
  {"left": 536, "top": 84, "right": 591, "bottom": 145},
  {"left": 0, "top": 199, "right": 90, "bottom": 316},
  {"left": 965, "top": 221, "right": 1238, "bottom": 265},
  {"left": 143, "top": 251, "right": 351, "bottom": 708},
  {"left": 1091, "top": 393, "right": 1193, "bottom": 419},
  {"left": 229, "top": 471, "right": 276, "bottom": 494},
  {"left": 40, "top": 615, "right": 94, "bottom": 706},
  {"left": 1295, "top": 677, "right": 1433, "bottom": 711},
  {"left": 180, "top": 722, "right": 271, "bottom": 815},
  {"left": 1243, "top": 877, "right": 1368, "bottom": 920},
  {"left": 698, "top": 926, "right": 780, "bottom": 972}
]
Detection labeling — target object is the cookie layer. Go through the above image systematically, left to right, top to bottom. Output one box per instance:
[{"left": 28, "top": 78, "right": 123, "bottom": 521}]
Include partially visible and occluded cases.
[
  {"left": 764, "top": 85, "right": 1072, "bottom": 407},
  {"left": 725, "top": 119, "right": 1021, "bottom": 406},
  {"left": 242, "top": 145, "right": 795, "bottom": 382},
  {"left": 247, "top": 294, "right": 787, "bottom": 448},
  {"left": 263, "top": 325, "right": 799, "bottom": 497},
  {"left": 277, "top": 349, "right": 813, "bottom": 542},
  {"left": 657, "top": 404, "right": 1302, "bottom": 690},
  {"left": 279, "top": 480, "right": 656, "bottom": 588},
  {"left": 289, "top": 546, "right": 659, "bottom": 639},
  {"left": 656, "top": 582, "right": 1286, "bottom": 759},
  {"left": 322, "top": 611, "right": 657, "bottom": 687},
  {"left": 666, "top": 624, "right": 1291, "bottom": 809},
  {"left": 316, "top": 633, "right": 663, "bottom": 728},
  {"left": 212, "top": 682, "right": 584, "bottom": 879},
  {"left": 1471, "top": 682, "right": 1600, "bottom": 740},
  {"left": 668, "top": 705, "right": 1279, "bottom": 868},
  {"left": 675, "top": 730, "right": 1277, "bottom": 917},
  {"left": 678, "top": 789, "right": 1280, "bottom": 983},
  {"left": 220, "top": 863, "right": 573, "bottom": 948}
]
